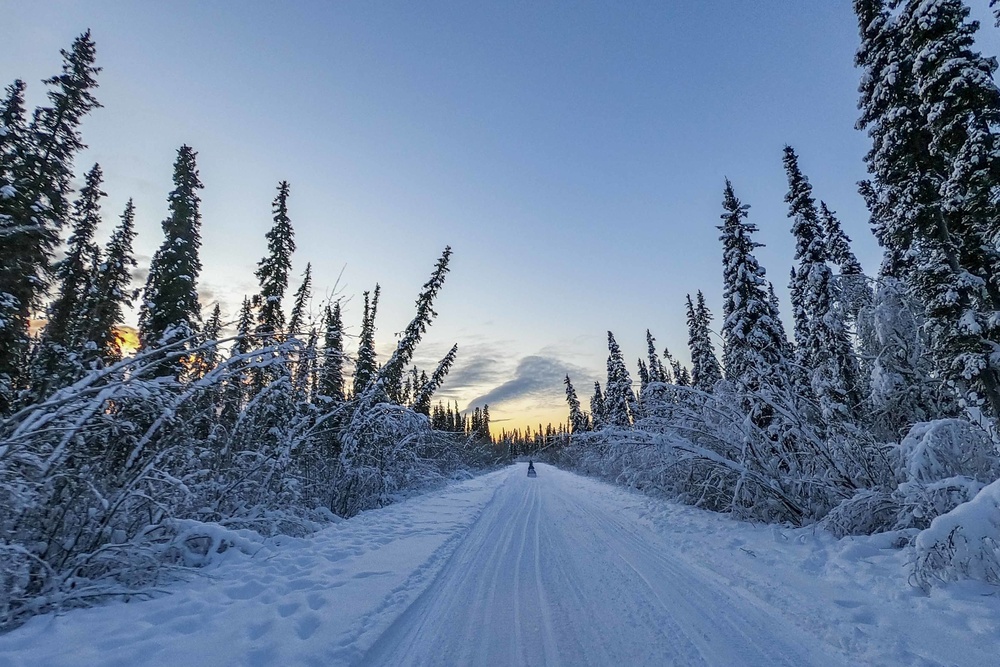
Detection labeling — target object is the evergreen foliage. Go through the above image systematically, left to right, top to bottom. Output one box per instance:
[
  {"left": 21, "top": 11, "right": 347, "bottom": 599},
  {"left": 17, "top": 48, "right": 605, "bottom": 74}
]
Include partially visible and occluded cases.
[
  {"left": 0, "top": 32, "right": 101, "bottom": 412},
  {"left": 138, "top": 145, "right": 204, "bottom": 375},
  {"left": 784, "top": 146, "right": 861, "bottom": 423},
  {"left": 29, "top": 163, "right": 106, "bottom": 397},
  {"left": 254, "top": 180, "right": 294, "bottom": 343},
  {"left": 86, "top": 199, "right": 137, "bottom": 365},
  {"left": 379, "top": 247, "right": 452, "bottom": 403},
  {"left": 287, "top": 263, "right": 312, "bottom": 338},
  {"left": 352, "top": 285, "right": 380, "bottom": 397},
  {"left": 687, "top": 291, "right": 723, "bottom": 392},
  {"left": 318, "top": 301, "right": 345, "bottom": 402},
  {"left": 645, "top": 330, "right": 666, "bottom": 383},
  {"left": 603, "top": 331, "right": 636, "bottom": 428},
  {"left": 564, "top": 375, "right": 589, "bottom": 434},
  {"left": 590, "top": 381, "right": 606, "bottom": 431}
]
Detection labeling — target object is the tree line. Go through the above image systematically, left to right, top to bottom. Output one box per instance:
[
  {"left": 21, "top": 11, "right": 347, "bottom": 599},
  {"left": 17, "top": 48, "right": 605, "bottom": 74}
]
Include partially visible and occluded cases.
[
  {"left": 560, "top": 0, "right": 1000, "bottom": 589},
  {"left": 0, "top": 32, "right": 495, "bottom": 628}
]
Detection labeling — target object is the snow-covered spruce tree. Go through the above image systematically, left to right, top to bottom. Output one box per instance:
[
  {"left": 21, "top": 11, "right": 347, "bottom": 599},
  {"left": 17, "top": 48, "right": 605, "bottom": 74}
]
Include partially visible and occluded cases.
[
  {"left": 855, "top": 0, "right": 1000, "bottom": 419},
  {"left": 897, "top": 0, "right": 1000, "bottom": 419},
  {"left": 0, "top": 33, "right": 101, "bottom": 413},
  {"left": 0, "top": 84, "right": 28, "bottom": 396},
  {"left": 138, "top": 145, "right": 203, "bottom": 377},
  {"left": 784, "top": 147, "right": 861, "bottom": 424},
  {"left": 29, "top": 163, "right": 106, "bottom": 398},
  {"left": 717, "top": 179, "right": 834, "bottom": 519},
  {"left": 720, "top": 180, "right": 779, "bottom": 386},
  {"left": 250, "top": 181, "right": 296, "bottom": 396},
  {"left": 255, "top": 181, "right": 294, "bottom": 343},
  {"left": 84, "top": 199, "right": 137, "bottom": 366},
  {"left": 819, "top": 201, "right": 872, "bottom": 325},
  {"left": 819, "top": 201, "right": 874, "bottom": 401},
  {"left": 379, "top": 247, "right": 452, "bottom": 404},
  {"left": 333, "top": 248, "right": 470, "bottom": 516},
  {"left": 287, "top": 263, "right": 312, "bottom": 337},
  {"left": 285, "top": 264, "right": 317, "bottom": 394},
  {"left": 856, "top": 266, "right": 960, "bottom": 442},
  {"left": 766, "top": 282, "right": 794, "bottom": 359},
  {"left": 352, "top": 285, "right": 380, "bottom": 397},
  {"left": 687, "top": 291, "right": 723, "bottom": 392},
  {"left": 220, "top": 296, "right": 255, "bottom": 425},
  {"left": 318, "top": 301, "right": 345, "bottom": 403},
  {"left": 191, "top": 302, "right": 223, "bottom": 380},
  {"left": 645, "top": 329, "right": 666, "bottom": 383},
  {"left": 603, "top": 331, "right": 636, "bottom": 428},
  {"left": 412, "top": 344, "right": 458, "bottom": 416},
  {"left": 665, "top": 347, "right": 690, "bottom": 387},
  {"left": 636, "top": 358, "right": 650, "bottom": 393},
  {"left": 564, "top": 375, "right": 590, "bottom": 434},
  {"left": 590, "top": 381, "right": 606, "bottom": 431}
]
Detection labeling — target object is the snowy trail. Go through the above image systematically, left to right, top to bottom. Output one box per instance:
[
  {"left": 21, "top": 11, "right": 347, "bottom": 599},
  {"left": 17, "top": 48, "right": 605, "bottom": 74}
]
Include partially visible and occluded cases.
[
  {"left": 2, "top": 463, "right": 998, "bottom": 666},
  {"left": 358, "top": 464, "right": 842, "bottom": 667}
]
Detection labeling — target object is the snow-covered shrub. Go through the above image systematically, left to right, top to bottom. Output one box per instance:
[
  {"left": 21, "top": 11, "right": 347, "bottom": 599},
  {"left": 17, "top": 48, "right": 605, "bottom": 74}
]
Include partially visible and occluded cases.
[
  {"left": 894, "top": 419, "right": 1000, "bottom": 530},
  {"left": 913, "top": 478, "right": 1000, "bottom": 588},
  {"left": 820, "top": 489, "right": 901, "bottom": 538}
]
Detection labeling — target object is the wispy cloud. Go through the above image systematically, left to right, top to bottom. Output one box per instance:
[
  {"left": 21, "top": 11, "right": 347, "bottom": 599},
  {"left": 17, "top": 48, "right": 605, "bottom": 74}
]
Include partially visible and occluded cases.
[{"left": 466, "top": 354, "right": 591, "bottom": 411}]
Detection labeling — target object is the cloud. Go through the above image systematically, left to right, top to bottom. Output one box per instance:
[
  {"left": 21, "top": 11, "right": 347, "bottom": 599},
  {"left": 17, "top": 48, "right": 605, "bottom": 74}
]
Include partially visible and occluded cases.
[
  {"left": 441, "top": 353, "right": 506, "bottom": 393},
  {"left": 466, "top": 354, "right": 590, "bottom": 411}
]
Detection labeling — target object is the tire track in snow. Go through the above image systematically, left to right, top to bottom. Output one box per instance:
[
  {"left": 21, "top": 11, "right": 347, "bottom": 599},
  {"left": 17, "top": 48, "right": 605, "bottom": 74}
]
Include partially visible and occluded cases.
[{"left": 359, "top": 463, "right": 850, "bottom": 666}]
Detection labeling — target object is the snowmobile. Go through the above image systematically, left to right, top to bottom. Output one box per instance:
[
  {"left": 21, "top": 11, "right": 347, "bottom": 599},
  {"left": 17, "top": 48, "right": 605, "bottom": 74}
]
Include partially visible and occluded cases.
[{"left": 527, "top": 460, "right": 537, "bottom": 477}]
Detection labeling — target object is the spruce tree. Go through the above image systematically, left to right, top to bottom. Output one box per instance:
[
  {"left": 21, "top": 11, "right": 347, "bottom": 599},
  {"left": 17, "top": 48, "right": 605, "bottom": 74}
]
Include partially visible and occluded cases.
[
  {"left": 856, "top": 0, "right": 1000, "bottom": 416},
  {"left": 899, "top": 0, "right": 1000, "bottom": 416},
  {"left": 0, "top": 33, "right": 100, "bottom": 411},
  {"left": 0, "top": 81, "right": 29, "bottom": 410},
  {"left": 139, "top": 144, "right": 204, "bottom": 375},
  {"left": 784, "top": 147, "right": 861, "bottom": 422},
  {"left": 44, "top": 162, "right": 105, "bottom": 349},
  {"left": 29, "top": 163, "right": 106, "bottom": 397},
  {"left": 254, "top": 180, "right": 294, "bottom": 343},
  {"left": 718, "top": 180, "right": 796, "bottom": 407},
  {"left": 719, "top": 180, "right": 767, "bottom": 384},
  {"left": 86, "top": 199, "right": 137, "bottom": 365},
  {"left": 819, "top": 202, "right": 863, "bottom": 276},
  {"left": 379, "top": 247, "right": 452, "bottom": 402},
  {"left": 287, "top": 263, "right": 312, "bottom": 337},
  {"left": 353, "top": 285, "right": 379, "bottom": 396},
  {"left": 687, "top": 291, "right": 723, "bottom": 392},
  {"left": 221, "top": 296, "right": 256, "bottom": 423},
  {"left": 318, "top": 301, "right": 345, "bottom": 402},
  {"left": 191, "top": 302, "right": 223, "bottom": 380},
  {"left": 645, "top": 330, "right": 666, "bottom": 383},
  {"left": 604, "top": 331, "right": 635, "bottom": 428},
  {"left": 413, "top": 344, "right": 458, "bottom": 415},
  {"left": 636, "top": 358, "right": 650, "bottom": 393},
  {"left": 672, "top": 361, "right": 691, "bottom": 387},
  {"left": 564, "top": 375, "right": 589, "bottom": 434},
  {"left": 590, "top": 381, "right": 606, "bottom": 431},
  {"left": 480, "top": 404, "right": 491, "bottom": 441}
]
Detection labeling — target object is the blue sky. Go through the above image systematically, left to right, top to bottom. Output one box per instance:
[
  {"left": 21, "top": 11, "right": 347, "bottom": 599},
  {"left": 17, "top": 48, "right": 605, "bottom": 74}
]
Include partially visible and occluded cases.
[{"left": 4, "top": 1, "right": 998, "bottom": 433}]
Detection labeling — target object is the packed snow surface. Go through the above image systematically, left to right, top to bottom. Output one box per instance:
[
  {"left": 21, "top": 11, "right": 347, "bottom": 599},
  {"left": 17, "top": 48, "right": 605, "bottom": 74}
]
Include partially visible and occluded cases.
[{"left": 2, "top": 463, "right": 998, "bottom": 666}]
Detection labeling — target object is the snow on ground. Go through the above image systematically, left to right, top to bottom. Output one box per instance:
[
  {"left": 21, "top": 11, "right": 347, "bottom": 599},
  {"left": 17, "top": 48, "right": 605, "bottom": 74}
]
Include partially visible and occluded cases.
[{"left": 1, "top": 463, "right": 998, "bottom": 666}]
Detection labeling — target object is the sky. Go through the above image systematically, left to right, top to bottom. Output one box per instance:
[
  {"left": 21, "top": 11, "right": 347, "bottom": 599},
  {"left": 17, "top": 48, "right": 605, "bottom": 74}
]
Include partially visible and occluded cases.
[{"left": 3, "top": 1, "right": 999, "bottom": 435}]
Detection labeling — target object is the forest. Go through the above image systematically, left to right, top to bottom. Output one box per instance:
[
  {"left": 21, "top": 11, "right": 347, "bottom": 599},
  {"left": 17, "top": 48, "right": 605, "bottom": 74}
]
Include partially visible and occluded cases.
[
  {"left": 3, "top": 0, "right": 1000, "bottom": 631},
  {"left": 556, "top": 0, "right": 1000, "bottom": 594},
  {"left": 0, "top": 34, "right": 498, "bottom": 628}
]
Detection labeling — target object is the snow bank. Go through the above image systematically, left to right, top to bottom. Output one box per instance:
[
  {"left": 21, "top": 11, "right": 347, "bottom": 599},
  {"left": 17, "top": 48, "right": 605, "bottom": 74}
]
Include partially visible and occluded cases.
[
  {"left": 0, "top": 469, "right": 507, "bottom": 666},
  {"left": 914, "top": 478, "right": 1000, "bottom": 588}
]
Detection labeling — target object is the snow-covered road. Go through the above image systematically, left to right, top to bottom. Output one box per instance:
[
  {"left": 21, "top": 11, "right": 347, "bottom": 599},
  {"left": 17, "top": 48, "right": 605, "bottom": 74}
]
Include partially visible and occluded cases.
[
  {"left": 1, "top": 463, "right": 997, "bottom": 666},
  {"left": 360, "top": 463, "right": 837, "bottom": 666}
]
